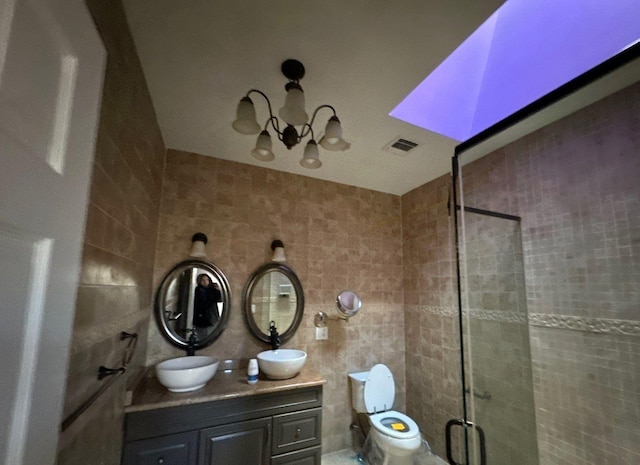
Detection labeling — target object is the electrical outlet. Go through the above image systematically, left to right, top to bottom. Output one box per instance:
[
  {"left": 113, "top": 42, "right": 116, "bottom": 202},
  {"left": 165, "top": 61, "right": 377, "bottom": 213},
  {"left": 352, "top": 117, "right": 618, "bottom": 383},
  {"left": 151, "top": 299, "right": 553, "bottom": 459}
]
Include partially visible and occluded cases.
[{"left": 315, "top": 326, "right": 328, "bottom": 340}]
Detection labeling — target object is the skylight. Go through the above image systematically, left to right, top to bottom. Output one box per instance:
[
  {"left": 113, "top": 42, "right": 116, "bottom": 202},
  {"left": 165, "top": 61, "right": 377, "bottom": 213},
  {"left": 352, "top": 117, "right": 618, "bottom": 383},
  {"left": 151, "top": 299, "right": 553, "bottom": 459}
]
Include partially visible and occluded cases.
[{"left": 390, "top": 0, "right": 640, "bottom": 142}]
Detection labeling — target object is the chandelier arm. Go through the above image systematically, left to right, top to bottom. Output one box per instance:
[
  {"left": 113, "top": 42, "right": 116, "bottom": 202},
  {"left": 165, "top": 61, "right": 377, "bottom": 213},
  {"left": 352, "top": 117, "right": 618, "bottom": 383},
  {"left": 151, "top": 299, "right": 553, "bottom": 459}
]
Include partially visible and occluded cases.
[
  {"left": 246, "top": 89, "right": 277, "bottom": 123},
  {"left": 247, "top": 89, "right": 291, "bottom": 140},
  {"left": 244, "top": 90, "right": 336, "bottom": 148},
  {"left": 306, "top": 104, "right": 337, "bottom": 133},
  {"left": 268, "top": 115, "right": 282, "bottom": 135},
  {"left": 299, "top": 123, "right": 315, "bottom": 141},
  {"left": 275, "top": 126, "right": 286, "bottom": 144}
]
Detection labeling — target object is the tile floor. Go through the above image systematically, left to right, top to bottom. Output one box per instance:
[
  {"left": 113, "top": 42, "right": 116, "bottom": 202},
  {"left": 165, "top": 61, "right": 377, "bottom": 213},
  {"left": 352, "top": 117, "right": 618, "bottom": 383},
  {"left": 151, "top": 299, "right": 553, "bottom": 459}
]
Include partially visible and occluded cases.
[{"left": 321, "top": 448, "right": 448, "bottom": 465}]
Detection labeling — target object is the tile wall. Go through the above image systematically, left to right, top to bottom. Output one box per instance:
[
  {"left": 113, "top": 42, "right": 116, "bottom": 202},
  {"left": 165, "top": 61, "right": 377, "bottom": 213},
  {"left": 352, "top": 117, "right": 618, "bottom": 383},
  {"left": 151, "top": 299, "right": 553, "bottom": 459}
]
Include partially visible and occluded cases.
[
  {"left": 56, "top": 1, "right": 166, "bottom": 463},
  {"left": 456, "top": 80, "right": 640, "bottom": 464},
  {"left": 149, "top": 150, "right": 406, "bottom": 453},
  {"left": 401, "top": 174, "right": 462, "bottom": 459},
  {"left": 460, "top": 212, "right": 538, "bottom": 465}
]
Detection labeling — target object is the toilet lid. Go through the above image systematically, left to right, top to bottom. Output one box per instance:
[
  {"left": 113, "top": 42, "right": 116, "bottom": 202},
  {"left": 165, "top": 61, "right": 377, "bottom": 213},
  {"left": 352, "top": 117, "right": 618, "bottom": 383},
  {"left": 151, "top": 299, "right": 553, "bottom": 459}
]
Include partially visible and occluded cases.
[
  {"left": 363, "top": 364, "right": 395, "bottom": 414},
  {"left": 369, "top": 410, "right": 420, "bottom": 440}
]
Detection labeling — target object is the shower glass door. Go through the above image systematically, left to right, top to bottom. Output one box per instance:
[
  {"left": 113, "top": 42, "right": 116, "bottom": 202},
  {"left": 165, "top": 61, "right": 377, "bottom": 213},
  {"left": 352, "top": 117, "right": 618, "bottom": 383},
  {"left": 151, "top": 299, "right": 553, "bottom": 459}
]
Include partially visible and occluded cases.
[{"left": 450, "top": 156, "right": 539, "bottom": 465}]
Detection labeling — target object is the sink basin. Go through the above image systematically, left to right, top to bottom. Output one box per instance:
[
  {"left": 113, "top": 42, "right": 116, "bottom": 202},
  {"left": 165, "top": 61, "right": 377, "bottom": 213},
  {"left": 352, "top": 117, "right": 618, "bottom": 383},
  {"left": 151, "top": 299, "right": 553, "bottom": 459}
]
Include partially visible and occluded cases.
[
  {"left": 257, "top": 349, "right": 307, "bottom": 380},
  {"left": 155, "top": 356, "right": 219, "bottom": 392}
]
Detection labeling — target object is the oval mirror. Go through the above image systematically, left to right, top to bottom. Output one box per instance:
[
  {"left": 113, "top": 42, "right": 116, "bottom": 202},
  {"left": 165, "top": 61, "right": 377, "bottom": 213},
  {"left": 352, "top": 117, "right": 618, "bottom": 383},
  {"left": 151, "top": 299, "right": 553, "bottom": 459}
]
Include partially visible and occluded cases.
[
  {"left": 155, "top": 259, "right": 231, "bottom": 351},
  {"left": 243, "top": 262, "right": 304, "bottom": 345}
]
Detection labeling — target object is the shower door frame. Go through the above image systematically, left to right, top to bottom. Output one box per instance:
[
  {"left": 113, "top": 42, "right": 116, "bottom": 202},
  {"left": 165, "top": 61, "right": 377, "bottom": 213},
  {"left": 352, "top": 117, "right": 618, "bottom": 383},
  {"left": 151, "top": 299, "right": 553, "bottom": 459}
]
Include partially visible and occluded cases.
[
  {"left": 447, "top": 42, "right": 640, "bottom": 465},
  {"left": 449, "top": 158, "right": 524, "bottom": 465}
]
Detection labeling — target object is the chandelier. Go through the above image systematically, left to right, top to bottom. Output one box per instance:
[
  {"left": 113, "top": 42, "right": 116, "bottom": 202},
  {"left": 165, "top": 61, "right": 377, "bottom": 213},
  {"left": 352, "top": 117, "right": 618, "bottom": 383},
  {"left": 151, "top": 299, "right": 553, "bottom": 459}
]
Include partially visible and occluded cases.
[{"left": 232, "top": 59, "right": 350, "bottom": 169}]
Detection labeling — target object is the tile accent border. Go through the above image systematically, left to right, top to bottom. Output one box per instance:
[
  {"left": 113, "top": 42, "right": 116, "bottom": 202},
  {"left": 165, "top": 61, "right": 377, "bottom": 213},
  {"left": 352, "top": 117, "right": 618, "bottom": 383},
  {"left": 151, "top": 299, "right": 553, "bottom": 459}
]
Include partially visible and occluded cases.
[
  {"left": 416, "top": 305, "right": 457, "bottom": 318},
  {"left": 413, "top": 306, "right": 640, "bottom": 337},
  {"left": 469, "top": 308, "right": 528, "bottom": 324},
  {"left": 528, "top": 313, "right": 640, "bottom": 336}
]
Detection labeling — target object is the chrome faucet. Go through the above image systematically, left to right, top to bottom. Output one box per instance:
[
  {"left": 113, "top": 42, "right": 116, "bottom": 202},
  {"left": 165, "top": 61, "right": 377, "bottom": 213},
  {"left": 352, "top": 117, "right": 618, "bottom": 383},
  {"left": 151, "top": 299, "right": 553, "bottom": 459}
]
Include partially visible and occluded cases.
[{"left": 268, "top": 321, "right": 281, "bottom": 350}]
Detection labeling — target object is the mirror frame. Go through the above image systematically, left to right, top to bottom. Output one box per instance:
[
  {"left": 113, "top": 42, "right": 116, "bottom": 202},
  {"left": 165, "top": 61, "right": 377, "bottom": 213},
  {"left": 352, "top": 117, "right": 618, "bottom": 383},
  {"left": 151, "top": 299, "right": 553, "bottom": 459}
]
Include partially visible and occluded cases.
[
  {"left": 155, "top": 259, "right": 231, "bottom": 351},
  {"left": 242, "top": 262, "right": 305, "bottom": 345}
]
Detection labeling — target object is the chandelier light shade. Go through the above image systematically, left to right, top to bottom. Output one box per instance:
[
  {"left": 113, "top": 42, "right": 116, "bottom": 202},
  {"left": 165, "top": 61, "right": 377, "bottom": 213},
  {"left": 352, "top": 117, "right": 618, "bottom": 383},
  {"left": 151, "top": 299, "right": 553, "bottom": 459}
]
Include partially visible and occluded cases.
[
  {"left": 232, "top": 59, "right": 349, "bottom": 169},
  {"left": 279, "top": 83, "right": 308, "bottom": 126},
  {"left": 232, "top": 97, "right": 261, "bottom": 135},
  {"left": 323, "top": 116, "right": 342, "bottom": 144},
  {"left": 251, "top": 130, "right": 275, "bottom": 161},
  {"left": 300, "top": 140, "right": 321, "bottom": 169}
]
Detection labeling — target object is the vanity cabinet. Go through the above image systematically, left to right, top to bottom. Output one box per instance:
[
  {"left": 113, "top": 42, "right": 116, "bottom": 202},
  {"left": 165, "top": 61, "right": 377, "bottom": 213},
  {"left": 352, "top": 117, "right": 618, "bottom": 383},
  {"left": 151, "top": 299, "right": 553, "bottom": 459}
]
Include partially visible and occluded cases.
[{"left": 121, "top": 385, "right": 322, "bottom": 465}]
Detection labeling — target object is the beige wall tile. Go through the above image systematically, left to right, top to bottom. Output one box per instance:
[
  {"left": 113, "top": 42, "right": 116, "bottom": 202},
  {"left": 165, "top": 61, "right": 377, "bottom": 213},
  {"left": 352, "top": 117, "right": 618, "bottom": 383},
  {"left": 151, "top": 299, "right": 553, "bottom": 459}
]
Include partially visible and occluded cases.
[
  {"left": 57, "top": 0, "right": 165, "bottom": 463},
  {"left": 150, "top": 150, "right": 406, "bottom": 453}
]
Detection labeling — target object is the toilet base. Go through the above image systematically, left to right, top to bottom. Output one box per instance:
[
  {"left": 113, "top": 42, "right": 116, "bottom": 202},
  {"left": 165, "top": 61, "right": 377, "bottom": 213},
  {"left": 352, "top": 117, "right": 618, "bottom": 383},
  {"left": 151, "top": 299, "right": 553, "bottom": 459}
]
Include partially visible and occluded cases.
[{"left": 362, "top": 427, "right": 422, "bottom": 465}]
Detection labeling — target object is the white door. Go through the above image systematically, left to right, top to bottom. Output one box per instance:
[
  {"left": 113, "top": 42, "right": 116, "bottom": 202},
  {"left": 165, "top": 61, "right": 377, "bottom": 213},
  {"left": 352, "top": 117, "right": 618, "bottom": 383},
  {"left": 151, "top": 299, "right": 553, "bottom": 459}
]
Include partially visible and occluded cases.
[{"left": 0, "top": 0, "right": 104, "bottom": 464}]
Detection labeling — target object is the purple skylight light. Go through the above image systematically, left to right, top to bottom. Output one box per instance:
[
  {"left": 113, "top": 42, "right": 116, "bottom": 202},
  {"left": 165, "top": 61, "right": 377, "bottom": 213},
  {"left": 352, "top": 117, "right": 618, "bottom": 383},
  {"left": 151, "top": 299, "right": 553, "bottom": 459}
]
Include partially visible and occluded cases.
[{"left": 390, "top": 0, "right": 640, "bottom": 142}]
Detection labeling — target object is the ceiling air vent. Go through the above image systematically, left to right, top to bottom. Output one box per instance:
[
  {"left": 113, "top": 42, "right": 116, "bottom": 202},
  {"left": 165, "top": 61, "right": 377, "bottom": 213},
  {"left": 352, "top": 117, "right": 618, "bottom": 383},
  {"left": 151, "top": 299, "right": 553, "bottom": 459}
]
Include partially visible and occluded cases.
[{"left": 383, "top": 137, "right": 420, "bottom": 156}]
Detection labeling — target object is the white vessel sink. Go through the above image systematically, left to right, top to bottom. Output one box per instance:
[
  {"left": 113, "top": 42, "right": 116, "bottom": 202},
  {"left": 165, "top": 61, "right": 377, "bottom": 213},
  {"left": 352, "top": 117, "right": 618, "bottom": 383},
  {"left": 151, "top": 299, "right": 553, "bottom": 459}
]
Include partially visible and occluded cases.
[
  {"left": 257, "top": 349, "right": 307, "bottom": 380},
  {"left": 155, "top": 355, "right": 219, "bottom": 392}
]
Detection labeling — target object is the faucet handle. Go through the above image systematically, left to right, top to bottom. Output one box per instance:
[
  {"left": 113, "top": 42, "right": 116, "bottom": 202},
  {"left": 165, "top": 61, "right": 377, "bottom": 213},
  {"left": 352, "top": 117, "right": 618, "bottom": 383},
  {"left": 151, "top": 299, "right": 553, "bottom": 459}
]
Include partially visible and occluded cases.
[{"left": 268, "top": 321, "right": 281, "bottom": 349}]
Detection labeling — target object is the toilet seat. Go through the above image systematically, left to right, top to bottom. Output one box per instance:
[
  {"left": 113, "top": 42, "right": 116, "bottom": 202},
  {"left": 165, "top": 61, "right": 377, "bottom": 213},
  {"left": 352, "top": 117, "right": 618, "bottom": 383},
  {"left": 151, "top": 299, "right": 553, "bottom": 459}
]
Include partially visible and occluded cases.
[
  {"left": 363, "top": 364, "right": 395, "bottom": 414},
  {"left": 369, "top": 410, "right": 420, "bottom": 440}
]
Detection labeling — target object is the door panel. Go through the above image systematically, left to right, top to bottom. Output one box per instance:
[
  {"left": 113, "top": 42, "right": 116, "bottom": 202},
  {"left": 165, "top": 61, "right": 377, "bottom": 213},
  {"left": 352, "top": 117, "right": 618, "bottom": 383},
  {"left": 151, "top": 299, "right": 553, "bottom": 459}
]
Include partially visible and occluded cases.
[
  {"left": 0, "top": 0, "right": 105, "bottom": 464},
  {"left": 452, "top": 157, "right": 539, "bottom": 465}
]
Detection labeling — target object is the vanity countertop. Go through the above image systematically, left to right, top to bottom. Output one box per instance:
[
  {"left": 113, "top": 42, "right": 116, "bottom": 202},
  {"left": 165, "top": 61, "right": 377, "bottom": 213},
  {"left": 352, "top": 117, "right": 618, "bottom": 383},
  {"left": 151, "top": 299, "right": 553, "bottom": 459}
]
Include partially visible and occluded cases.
[{"left": 126, "top": 367, "right": 326, "bottom": 413}]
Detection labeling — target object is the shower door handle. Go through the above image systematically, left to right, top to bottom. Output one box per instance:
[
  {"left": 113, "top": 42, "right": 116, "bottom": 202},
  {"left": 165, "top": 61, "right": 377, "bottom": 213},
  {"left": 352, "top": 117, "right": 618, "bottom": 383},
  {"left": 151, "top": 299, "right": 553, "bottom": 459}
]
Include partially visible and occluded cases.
[
  {"left": 445, "top": 419, "right": 487, "bottom": 465},
  {"left": 445, "top": 419, "right": 464, "bottom": 465},
  {"left": 475, "top": 422, "right": 487, "bottom": 465}
]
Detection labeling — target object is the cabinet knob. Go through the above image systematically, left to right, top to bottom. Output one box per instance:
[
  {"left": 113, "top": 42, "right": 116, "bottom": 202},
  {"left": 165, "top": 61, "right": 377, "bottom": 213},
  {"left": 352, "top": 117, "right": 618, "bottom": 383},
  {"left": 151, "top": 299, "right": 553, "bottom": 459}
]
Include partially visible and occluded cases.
[
  {"left": 295, "top": 427, "right": 301, "bottom": 439},
  {"left": 157, "top": 458, "right": 164, "bottom": 464}
]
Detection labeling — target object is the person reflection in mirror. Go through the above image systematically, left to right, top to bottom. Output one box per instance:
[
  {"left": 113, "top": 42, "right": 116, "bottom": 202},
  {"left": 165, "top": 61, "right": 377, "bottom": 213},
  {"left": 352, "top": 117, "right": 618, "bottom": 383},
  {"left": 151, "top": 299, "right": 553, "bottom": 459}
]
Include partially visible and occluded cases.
[{"left": 194, "top": 274, "right": 222, "bottom": 335}]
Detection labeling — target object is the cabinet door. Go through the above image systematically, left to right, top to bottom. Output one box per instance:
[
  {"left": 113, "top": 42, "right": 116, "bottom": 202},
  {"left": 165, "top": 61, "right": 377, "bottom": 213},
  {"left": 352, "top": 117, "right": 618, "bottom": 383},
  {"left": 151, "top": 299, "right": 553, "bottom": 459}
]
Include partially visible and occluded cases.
[
  {"left": 272, "top": 408, "right": 322, "bottom": 456},
  {"left": 199, "top": 417, "right": 271, "bottom": 465},
  {"left": 121, "top": 431, "right": 198, "bottom": 465},
  {"left": 271, "top": 446, "right": 322, "bottom": 465}
]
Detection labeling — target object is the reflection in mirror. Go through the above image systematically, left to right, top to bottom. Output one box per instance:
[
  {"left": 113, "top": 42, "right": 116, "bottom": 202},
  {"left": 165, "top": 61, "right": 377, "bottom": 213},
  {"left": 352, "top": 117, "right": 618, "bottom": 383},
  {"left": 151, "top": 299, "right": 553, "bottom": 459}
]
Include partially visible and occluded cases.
[
  {"left": 156, "top": 259, "right": 231, "bottom": 352},
  {"left": 243, "top": 262, "right": 304, "bottom": 346},
  {"left": 252, "top": 270, "right": 296, "bottom": 334},
  {"left": 336, "top": 290, "right": 362, "bottom": 319}
]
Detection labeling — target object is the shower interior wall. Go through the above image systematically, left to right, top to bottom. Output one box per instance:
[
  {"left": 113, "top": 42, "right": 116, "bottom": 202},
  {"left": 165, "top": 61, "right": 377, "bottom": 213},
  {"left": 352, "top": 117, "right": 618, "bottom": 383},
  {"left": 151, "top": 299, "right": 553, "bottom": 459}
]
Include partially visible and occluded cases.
[
  {"left": 416, "top": 78, "right": 640, "bottom": 464},
  {"left": 458, "top": 211, "right": 539, "bottom": 465}
]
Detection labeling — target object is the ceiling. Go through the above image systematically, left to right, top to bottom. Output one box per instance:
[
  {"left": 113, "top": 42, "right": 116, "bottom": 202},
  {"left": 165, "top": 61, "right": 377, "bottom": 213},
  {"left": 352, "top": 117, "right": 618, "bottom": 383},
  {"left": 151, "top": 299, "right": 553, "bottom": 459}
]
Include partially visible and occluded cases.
[{"left": 122, "top": 0, "right": 506, "bottom": 195}]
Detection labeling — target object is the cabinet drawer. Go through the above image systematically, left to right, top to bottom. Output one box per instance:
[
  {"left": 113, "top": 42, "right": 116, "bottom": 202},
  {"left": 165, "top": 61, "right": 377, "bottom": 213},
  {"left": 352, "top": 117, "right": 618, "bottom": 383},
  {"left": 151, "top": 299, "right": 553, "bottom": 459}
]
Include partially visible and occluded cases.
[
  {"left": 272, "top": 408, "right": 321, "bottom": 455},
  {"left": 121, "top": 431, "right": 198, "bottom": 465},
  {"left": 272, "top": 446, "right": 321, "bottom": 465}
]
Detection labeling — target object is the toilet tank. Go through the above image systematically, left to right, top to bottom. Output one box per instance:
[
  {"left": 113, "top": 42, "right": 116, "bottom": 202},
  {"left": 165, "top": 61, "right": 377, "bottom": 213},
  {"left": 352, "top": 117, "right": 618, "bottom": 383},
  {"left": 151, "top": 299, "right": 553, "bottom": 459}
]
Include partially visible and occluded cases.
[{"left": 348, "top": 371, "right": 369, "bottom": 413}]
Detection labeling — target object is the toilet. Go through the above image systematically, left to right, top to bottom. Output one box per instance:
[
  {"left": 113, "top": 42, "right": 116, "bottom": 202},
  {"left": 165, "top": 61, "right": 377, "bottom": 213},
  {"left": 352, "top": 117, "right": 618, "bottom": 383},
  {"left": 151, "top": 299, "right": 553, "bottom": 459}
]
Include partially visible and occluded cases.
[{"left": 349, "top": 364, "right": 422, "bottom": 465}]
